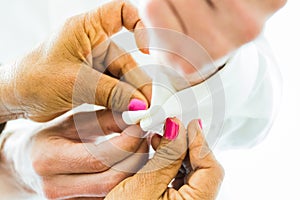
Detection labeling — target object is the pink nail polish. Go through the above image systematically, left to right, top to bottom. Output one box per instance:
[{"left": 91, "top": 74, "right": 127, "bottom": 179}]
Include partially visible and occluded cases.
[
  {"left": 128, "top": 99, "right": 147, "bottom": 111},
  {"left": 164, "top": 118, "right": 179, "bottom": 140},
  {"left": 198, "top": 119, "right": 203, "bottom": 129}
]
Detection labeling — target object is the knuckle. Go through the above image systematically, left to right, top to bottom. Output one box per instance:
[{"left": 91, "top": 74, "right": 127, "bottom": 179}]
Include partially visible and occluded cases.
[
  {"left": 267, "top": 0, "right": 287, "bottom": 12},
  {"left": 276, "top": 0, "right": 287, "bottom": 9},
  {"left": 64, "top": 15, "right": 81, "bottom": 29},
  {"left": 109, "top": 82, "right": 132, "bottom": 111},
  {"left": 188, "top": 119, "right": 200, "bottom": 130},
  {"left": 153, "top": 145, "right": 186, "bottom": 168},
  {"left": 32, "top": 150, "right": 58, "bottom": 176},
  {"left": 32, "top": 156, "right": 50, "bottom": 176},
  {"left": 88, "top": 156, "right": 109, "bottom": 172},
  {"left": 32, "top": 161, "right": 43, "bottom": 175},
  {"left": 213, "top": 162, "right": 225, "bottom": 182},
  {"left": 218, "top": 164, "right": 225, "bottom": 180},
  {"left": 105, "top": 172, "right": 129, "bottom": 193},
  {"left": 43, "top": 180, "right": 59, "bottom": 200}
]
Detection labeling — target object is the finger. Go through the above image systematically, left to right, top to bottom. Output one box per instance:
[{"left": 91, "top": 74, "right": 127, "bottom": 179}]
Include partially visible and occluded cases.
[
  {"left": 51, "top": 0, "right": 149, "bottom": 66},
  {"left": 90, "top": 0, "right": 147, "bottom": 53},
  {"left": 98, "top": 0, "right": 140, "bottom": 35},
  {"left": 117, "top": 0, "right": 149, "bottom": 54},
  {"left": 134, "top": 21, "right": 150, "bottom": 54},
  {"left": 104, "top": 41, "right": 152, "bottom": 103},
  {"left": 73, "top": 66, "right": 148, "bottom": 112},
  {"left": 96, "top": 72, "right": 149, "bottom": 111},
  {"left": 103, "top": 76, "right": 150, "bottom": 111},
  {"left": 54, "top": 110, "right": 127, "bottom": 142},
  {"left": 75, "top": 110, "right": 126, "bottom": 138},
  {"left": 105, "top": 118, "right": 188, "bottom": 200},
  {"left": 176, "top": 119, "right": 224, "bottom": 200},
  {"left": 187, "top": 119, "right": 220, "bottom": 169},
  {"left": 32, "top": 125, "right": 145, "bottom": 175},
  {"left": 150, "top": 131, "right": 189, "bottom": 191},
  {"left": 150, "top": 133, "right": 162, "bottom": 151},
  {"left": 43, "top": 139, "right": 148, "bottom": 199},
  {"left": 109, "top": 139, "right": 149, "bottom": 174},
  {"left": 171, "top": 152, "right": 192, "bottom": 190},
  {"left": 42, "top": 169, "right": 127, "bottom": 199}
]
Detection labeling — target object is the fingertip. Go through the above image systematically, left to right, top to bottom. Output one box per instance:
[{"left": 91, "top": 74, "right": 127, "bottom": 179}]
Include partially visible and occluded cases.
[
  {"left": 134, "top": 21, "right": 150, "bottom": 55},
  {"left": 106, "top": 80, "right": 149, "bottom": 112},
  {"left": 139, "top": 82, "right": 152, "bottom": 106},
  {"left": 128, "top": 98, "right": 148, "bottom": 111},
  {"left": 164, "top": 118, "right": 180, "bottom": 141},
  {"left": 187, "top": 119, "right": 204, "bottom": 147},
  {"left": 187, "top": 119, "right": 203, "bottom": 133},
  {"left": 187, "top": 119, "right": 215, "bottom": 164},
  {"left": 150, "top": 134, "right": 162, "bottom": 151}
]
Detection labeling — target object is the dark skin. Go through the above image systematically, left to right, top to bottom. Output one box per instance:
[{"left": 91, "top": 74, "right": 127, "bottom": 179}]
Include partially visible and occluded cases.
[
  {"left": 0, "top": 0, "right": 152, "bottom": 123},
  {"left": 1, "top": 110, "right": 149, "bottom": 199},
  {"left": 106, "top": 119, "right": 224, "bottom": 200}
]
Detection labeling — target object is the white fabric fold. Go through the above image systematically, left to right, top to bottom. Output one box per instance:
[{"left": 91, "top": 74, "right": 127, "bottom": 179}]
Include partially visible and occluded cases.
[{"left": 123, "top": 36, "right": 282, "bottom": 150}]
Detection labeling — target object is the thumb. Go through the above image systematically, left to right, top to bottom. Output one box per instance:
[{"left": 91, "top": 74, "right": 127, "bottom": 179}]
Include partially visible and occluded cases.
[
  {"left": 47, "top": 1, "right": 148, "bottom": 65},
  {"left": 71, "top": 66, "right": 148, "bottom": 112},
  {"left": 99, "top": 75, "right": 149, "bottom": 112},
  {"left": 105, "top": 118, "right": 187, "bottom": 200},
  {"left": 186, "top": 119, "right": 224, "bottom": 199}
]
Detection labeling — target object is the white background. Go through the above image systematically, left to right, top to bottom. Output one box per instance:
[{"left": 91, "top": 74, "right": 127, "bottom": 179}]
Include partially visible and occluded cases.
[
  {"left": 0, "top": 0, "right": 299, "bottom": 199},
  {"left": 218, "top": 1, "right": 300, "bottom": 199}
]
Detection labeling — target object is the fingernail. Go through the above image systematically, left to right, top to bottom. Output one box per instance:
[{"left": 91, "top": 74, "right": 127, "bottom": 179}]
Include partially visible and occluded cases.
[
  {"left": 128, "top": 99, "right": 147, "bottom": 111},
  {"left": 164, "top": 118, "right": 179, "bottom": 140},
  {"left": 198, "top": 119, "right": 203, "bottom": 129}
]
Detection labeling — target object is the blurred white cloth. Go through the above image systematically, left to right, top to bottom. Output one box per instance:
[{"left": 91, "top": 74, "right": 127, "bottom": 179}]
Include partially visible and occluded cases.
[{"left": 124, "top": 35, "right": 282, "bottom": 151}]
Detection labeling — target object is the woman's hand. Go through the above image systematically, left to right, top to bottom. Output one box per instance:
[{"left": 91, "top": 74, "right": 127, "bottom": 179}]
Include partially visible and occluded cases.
[
  {"left": 0, "top": 0, "right": 152, "bottom": 123},
  {"left": 0, "top": 110, "right": 149, "bottom": 199},
  {"left": 106, "top": 118, "right": 224, "bottom": 200}
]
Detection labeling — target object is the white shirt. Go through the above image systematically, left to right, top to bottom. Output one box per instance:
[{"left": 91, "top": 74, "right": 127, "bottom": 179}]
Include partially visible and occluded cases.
[{"left": 123, "top": 35, "right": 282, "bottom": 152}]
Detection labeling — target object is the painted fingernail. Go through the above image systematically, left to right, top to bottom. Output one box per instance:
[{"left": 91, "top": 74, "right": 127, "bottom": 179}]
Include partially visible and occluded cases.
[
  {"left": 128, "top": 99, "right": 147, "bottom": 111},
  {"left": 164, "top": 118, "right": 179, "bottom": 140},
  {"left": 198, "top": 119, "right": 203, "bottom": 129}
]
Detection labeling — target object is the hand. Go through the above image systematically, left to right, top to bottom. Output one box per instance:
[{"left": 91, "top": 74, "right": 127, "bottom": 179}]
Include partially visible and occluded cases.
[
  {"left": 0, "top": 0, "right": 152, "bottom": 122},
  {"left": 142, "top": 0, "right": 287, "bottom": 73},
  {"left": 0, "top": 110, "right": 149, "bottom": 199},
  {"left": 106, "top": 118, "right": 224, "bottom": 200}
]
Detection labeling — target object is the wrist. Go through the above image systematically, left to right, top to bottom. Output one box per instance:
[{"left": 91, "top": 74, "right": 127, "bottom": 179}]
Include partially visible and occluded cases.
[{"left": 0, "top": 63, "right": 25, "bottom": 123}]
